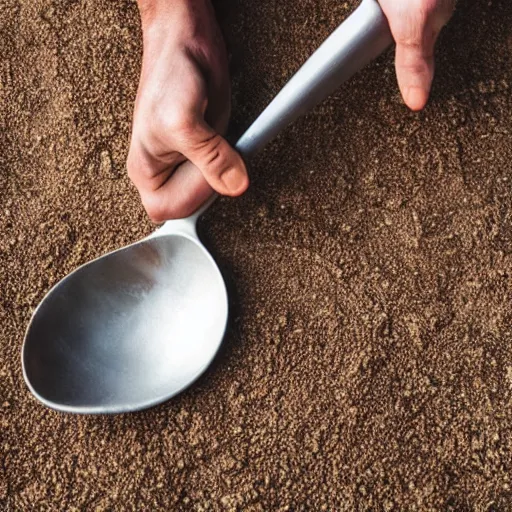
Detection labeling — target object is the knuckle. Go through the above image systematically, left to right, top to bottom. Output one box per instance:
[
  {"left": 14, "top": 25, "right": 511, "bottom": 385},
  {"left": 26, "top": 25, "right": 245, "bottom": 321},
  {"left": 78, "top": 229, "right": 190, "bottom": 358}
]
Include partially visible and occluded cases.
[
  {"left": 397, "top": 36, "right": 423, "bottom": 51},
  {"left": 134, "top": 107, "right": 194, "bottom": 152},
  {"left": 161, "top": 107, "right": 197, "bottom": 138},
  {"left": 195, "top": 135, "right": 244, "bottom": 182},
  {"left": 199, "top": 135, "right": 226, "bottom": 174},
  {"left": 126, "top": 148, "right": 151, "bottom": 183},
  {"left": 135, "top": 162, "right": 158, "bottom": 182},
  {"left": 141, "top": 193, "right": 180, "bottom": 223},
  {"left": 141, "top": 194, "right": 166, "bottom": 223},
  {"left": 146, "top": 205, "right": 167, "bottom": 224}
]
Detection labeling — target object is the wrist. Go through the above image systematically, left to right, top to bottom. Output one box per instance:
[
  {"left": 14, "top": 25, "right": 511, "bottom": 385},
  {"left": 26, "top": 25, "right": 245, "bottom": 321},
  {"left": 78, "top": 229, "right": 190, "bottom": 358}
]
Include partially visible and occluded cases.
[{"left": 137, "top": 0, "right": 210, "bottom": 32}]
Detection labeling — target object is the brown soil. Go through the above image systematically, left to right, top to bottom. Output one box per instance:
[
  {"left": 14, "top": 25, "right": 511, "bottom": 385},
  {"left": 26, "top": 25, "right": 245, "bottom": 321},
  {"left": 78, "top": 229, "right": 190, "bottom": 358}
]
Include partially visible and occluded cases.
[{"left": 1, "top": 0, "right": 512, "bottom": 509}]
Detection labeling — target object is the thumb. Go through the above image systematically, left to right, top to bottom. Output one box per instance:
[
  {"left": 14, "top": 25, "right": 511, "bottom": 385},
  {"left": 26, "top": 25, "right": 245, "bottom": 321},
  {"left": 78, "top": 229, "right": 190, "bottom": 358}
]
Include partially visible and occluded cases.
[
  {"left": 380, "top": 0, "right": 455, "bottom": 111},
  {"left": 395, "top": 34, "right": 437, "bottom": 111},
  {"left": 178, "top": 119, "right": 249, "bottom": 197}
]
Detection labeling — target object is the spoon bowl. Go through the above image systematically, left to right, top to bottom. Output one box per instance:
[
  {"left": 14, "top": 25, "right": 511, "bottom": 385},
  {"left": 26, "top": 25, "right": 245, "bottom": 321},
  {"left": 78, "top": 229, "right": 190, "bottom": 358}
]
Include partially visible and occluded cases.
[{"left": 23, "top": 227, "right": 228, "bottom": 413}]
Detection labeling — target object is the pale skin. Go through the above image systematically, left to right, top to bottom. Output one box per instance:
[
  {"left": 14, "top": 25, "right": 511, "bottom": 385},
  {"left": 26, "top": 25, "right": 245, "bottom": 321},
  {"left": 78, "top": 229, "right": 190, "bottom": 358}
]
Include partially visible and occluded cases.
[{"left": 128, "top": 0, "right": 455, "bottom": 222}]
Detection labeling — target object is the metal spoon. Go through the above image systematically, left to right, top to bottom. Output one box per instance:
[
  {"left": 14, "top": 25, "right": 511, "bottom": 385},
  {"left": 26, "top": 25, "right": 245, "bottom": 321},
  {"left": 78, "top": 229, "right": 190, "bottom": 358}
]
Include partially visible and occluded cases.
[{"left": 22, "top": 0, "right": 391, "bottom": 414}]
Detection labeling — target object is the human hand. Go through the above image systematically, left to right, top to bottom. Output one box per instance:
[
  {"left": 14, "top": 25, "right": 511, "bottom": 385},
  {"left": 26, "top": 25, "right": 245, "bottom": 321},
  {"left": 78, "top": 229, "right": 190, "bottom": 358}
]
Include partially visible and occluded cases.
[
  {"left": 128, "top": 0, "right": 248, "bottom": 222},
  {"left": 378, "top": 0, "right": 455, "bottom": 110}
]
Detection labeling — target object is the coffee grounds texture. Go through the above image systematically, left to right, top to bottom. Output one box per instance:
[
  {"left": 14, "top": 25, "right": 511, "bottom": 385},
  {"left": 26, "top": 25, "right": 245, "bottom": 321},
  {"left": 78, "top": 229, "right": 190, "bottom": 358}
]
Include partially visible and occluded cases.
[{"left": 1, "top": 0, "right": 512, "bottom": 509}]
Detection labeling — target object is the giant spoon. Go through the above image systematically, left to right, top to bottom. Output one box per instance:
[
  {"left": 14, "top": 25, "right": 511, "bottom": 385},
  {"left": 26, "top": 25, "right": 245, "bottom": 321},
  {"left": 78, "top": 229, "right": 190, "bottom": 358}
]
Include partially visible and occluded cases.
[{"left": 22, "top": 0, "right": 391, "bottom": 413}]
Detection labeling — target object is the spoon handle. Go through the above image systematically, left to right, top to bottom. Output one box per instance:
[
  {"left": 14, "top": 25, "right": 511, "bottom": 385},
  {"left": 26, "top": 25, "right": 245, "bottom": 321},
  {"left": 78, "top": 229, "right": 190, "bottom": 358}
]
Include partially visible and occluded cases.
[
  {"left": 185, "top": 0, "right": 391, "bottom": 226},
  {"left": 235, "top": 0, "right": 391, "bottom": 159}
]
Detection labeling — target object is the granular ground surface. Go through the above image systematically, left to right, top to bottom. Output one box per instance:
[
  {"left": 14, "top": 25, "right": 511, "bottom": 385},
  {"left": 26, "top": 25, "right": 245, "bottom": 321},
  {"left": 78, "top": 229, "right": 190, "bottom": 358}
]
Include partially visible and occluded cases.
[{"left": 1, "top": 0, "right": 512, "bottom": 509}]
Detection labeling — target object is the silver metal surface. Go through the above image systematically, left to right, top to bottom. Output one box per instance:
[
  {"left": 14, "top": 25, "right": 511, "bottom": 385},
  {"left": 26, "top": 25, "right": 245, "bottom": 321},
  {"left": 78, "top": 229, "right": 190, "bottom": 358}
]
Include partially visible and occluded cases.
[
  {"left": 22, "top": 0, "right": 391, "bottom": 414},
  {"left": 236, "top": 0, "right": 391, "bottom": 158},
  {"left": 23, "top": 233, "right": 227, "bottom": 413}
]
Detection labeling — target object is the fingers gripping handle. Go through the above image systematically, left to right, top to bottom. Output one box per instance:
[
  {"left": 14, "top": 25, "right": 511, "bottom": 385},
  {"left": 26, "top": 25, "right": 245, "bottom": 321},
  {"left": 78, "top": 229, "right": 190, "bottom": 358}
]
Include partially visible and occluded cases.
[{"left": 235, "top": 0, "right": 392, "bottom": 158}]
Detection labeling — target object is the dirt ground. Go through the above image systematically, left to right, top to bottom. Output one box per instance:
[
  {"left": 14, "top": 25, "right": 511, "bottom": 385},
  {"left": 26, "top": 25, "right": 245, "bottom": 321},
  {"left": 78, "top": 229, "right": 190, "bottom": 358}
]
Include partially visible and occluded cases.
[{"left": 1, "top": 0, "right": 512, "bottom": 509}]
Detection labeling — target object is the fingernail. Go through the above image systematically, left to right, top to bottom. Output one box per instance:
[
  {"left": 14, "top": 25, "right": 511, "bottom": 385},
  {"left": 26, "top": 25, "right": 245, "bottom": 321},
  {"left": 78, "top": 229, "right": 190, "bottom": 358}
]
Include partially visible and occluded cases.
[
  {"left": 405, "top": 86, "right": 428, "bottom": 111},
  {"left": 220, "top": 168, "right": 248, "bottom": 194}
]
